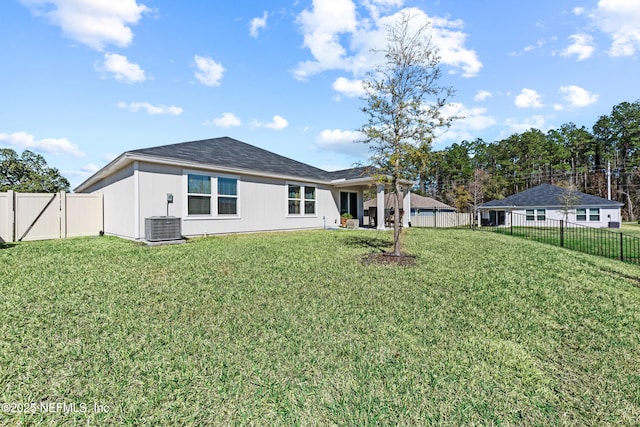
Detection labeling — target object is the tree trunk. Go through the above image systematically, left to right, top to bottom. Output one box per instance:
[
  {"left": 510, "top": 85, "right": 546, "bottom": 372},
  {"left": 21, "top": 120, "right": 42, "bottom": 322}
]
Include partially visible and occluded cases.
[{"left": 393, "top": 181, "right": 402, "bottom": 256}]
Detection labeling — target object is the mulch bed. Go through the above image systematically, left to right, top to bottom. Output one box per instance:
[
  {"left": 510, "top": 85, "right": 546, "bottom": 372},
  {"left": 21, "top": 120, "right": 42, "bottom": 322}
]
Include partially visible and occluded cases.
[{"left": 362, "top": 252, "right": 417, "bottom": 266}]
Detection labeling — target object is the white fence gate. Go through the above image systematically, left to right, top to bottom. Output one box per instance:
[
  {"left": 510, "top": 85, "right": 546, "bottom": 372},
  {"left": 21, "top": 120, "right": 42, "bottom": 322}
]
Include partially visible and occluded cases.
[{"left": 0, "top": 191, "right": 103, "bottom": 242}]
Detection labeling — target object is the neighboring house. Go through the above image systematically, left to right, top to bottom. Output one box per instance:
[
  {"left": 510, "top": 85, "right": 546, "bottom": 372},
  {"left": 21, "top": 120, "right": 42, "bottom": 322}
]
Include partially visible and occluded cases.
[
  {"left": 75, "top": 137, "right": 412, "bottom": 240},
  {"left": 479, "top": 184, "right": 623, "bottom": 228},
  {"left": 364, "top": 193, "right": 456, "bottom": 228}
]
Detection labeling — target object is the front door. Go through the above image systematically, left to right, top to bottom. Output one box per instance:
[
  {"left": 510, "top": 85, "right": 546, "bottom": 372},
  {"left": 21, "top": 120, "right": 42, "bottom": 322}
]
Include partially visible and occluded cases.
[{"left": 489, "top": 210, "right": 506, "bottom": 226}]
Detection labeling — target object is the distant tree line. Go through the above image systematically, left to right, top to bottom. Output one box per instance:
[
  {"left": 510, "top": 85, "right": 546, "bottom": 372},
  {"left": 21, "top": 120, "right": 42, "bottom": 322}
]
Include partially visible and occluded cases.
[
  {"left": 416, "top": 100, "right": 640, "bottom": 220},
  {"left": 0, "top": 148, "right": 70, "bottom": 193}
]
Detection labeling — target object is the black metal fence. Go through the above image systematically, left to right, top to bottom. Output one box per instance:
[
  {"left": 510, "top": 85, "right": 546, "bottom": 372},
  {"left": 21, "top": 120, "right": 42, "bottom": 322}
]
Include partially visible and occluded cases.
[{"left": 481, "top": 212, "right": 640, "bottom": 264}]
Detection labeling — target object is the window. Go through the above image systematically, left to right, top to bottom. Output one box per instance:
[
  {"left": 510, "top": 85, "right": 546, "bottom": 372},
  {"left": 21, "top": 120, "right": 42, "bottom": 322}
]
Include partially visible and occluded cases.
[
  {"left": 187, "top": 173, "right": 238, "bottom": 216},
  {"left": 188, "top": 174, "right": 211, "bottom": 215},
  {"left": 218, "top": 177, "right": 237, "bottom": 215},
  {"left": 288, "top": 184, "right": 316, "bottom": 215},
  {"left": 288, "top": 185, "right": 301, "bottom": 214},
  {"left": 304, "top": 186, "right": 316, "bottom": 214},
  {"left": 576, "top": 208, "right": 587, "bottom": 221},
  {"left": 589, "top": 208, "right": 600, "bottom": 221},
  {"left": 526, "top": 209, "right": 535, "bottom": 221},
  {"left": 536, "top": 209, "right": 546, "bottom": 221}
]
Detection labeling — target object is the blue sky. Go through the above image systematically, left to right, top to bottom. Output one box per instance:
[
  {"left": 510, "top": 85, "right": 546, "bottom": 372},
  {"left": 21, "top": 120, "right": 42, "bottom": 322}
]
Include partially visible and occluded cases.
[{"left": 1, "top": 0, "right": 639, "bottom": 189}]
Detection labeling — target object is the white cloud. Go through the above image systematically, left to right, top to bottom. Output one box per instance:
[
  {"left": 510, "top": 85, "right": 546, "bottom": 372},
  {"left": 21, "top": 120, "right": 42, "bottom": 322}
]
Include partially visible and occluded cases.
[
  {"left": 19, "top": 0, "right": 150, "bottom": 51},
  {"left": 294, "top": 0, "right": 358, "bottom": 80},
  {"left": 589, "top": 0, "right": 640, "bottom": 57},
  {"left": 293, "top": 4, "right": 482, "bottom": 80},
  {"left": 573, "top": 7, "right": 586, "bottom": 15},
  {"left": 249, "top": 11, "right": 268, "bottom": 38},
  {"left": 560, "top": 34, "right": 595, "bottom": 61},
  {"left": 96, "top": 53, "right": 145, "bottom": 83},
  {"left": 194, "top": 55, "right": 225, "bottom": 87},
  {"left": 332, "top": 77, "right": 365, "bottom": 98},
  {"left": 559, "top": 85, "right": 599, "bottom": 108},
  {"left": 514, "top": 88, "right": 544, "bottom": 109},
  {"left": 474, "top": 90, "right": 492, "bottom": 102},
  {"left": 117, "top": 102, "right": 183, "bottom": 115},
  {"left": 436, "top": 103, "right": 496, "bottom": 144},
  {"left": 206, "top": 112, "right": 242, "bottom": 128},
  {"left": 253, "top": 115, "right": 288, "bottom": 130},
  {"left": 503, "top": 115, "right": 547, "bottom": 135},
  {"left": 316, "top": 129, "right": 368, "bottom": 157},
  {"left": 0, "top": 131, "right": 84, "bottom": 157},
  {"left": 81, "top": 163, "right": 98, "bottom": 173}
]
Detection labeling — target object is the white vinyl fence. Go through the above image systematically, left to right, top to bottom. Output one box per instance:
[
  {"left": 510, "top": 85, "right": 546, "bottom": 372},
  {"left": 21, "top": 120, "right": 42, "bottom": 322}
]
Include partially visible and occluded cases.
[
  {"left": 0, "top": 191, "right": 103, "bottom": 242},
  {"left": 410, "top": 211, "right": 473, "bottom": 228}
]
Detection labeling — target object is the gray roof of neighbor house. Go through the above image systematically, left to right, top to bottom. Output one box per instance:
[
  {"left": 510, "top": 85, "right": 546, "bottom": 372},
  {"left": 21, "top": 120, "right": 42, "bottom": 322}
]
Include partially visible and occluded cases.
[
  {"left": 75, "top": 137, "right": 384, "bottom": 192},
  {"left": 479, "top": 184, "right": 623, "bottom": 208},
  {"left": 364, "top": 193, "right": 455, "bottom": 210}
]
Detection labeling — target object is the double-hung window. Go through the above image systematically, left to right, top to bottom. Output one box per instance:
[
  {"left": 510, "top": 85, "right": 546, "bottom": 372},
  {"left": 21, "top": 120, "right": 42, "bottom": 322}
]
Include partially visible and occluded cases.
[
  {"left": 187, "top": 173, "right": 238, "bottom": 216},
  {"left": 188, "top": 174, "right": 212, "bottom": 215},
  {"left": 218, "top": 177, "right": 237, "bottom": 215},
  {"left": 288, "top": 184, "right": 316, "bottom": 215},
  {"left": 576, "top": 208, "right": 587, "bottom": 221},
  {"left": 589, "top": 208, "right": 600, "bottom": 221},
  {"left": 526, "top": 209, "right": 546, "bottom": 221}
]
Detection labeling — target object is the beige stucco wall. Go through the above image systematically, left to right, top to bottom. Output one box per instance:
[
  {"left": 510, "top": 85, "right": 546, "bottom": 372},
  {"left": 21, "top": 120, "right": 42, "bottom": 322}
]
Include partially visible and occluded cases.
[
  {"left": 134, "top": 163, "right": 343, "bottom": 238},
  {"left": 82, "top": 164, "right": 135, "bottom": 239}
]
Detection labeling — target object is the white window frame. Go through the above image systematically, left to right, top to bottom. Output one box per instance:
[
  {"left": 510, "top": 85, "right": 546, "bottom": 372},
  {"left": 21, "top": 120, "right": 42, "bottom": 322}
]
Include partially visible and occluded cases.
[
  {"left": 184, "top": 170, "right": 240, "bottom": 218},
  {"left": 286, "top": 182, "right": 317, "bottom": 217},
  {"left": 576, "top": 208, "right": 600, "bottom": 222}
]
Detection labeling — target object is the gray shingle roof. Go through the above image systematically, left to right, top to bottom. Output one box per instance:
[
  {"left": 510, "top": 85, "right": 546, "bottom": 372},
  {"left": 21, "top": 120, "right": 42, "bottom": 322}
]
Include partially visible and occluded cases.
[
  {"left": 130, "top": 137, "right": 334, "bottom": 181},
  {"left": 480, "top": 184, "right": 622, "bottom": 208},
  {"left": 364, "top": 193, "right": 454, "bottom": 210}
]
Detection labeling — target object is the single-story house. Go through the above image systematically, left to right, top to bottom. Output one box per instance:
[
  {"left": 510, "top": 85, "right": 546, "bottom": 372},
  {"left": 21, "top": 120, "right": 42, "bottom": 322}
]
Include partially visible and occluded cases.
[
  {"left": 74, "top": 137, "right": 413, "bottom": 240},
  {"left": 478, "top": 184, "right": 623, "bottom": 228}
]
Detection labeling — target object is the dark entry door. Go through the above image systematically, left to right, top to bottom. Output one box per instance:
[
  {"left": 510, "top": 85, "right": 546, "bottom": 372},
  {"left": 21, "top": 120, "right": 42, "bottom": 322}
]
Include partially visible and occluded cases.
[{"left": 340, "top": 192, "right": 358, "bottom": 218}]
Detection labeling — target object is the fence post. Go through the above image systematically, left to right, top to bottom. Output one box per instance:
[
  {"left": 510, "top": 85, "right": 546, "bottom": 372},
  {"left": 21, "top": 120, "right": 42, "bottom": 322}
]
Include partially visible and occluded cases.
[
  {"left": 59, "top": 191, "right": 66, "bottom": 239},
  {"left": 434, "top": 209, "right": 437, "bottom": 228},
  {"left": 510, "top": 211, "right": 513, "bottom": 235},
  {"left": 560, "top": 220, "right": 564, "bottom": 248},
  {"left": 620, "top": 232, "right": 624, "bottom": 262}
]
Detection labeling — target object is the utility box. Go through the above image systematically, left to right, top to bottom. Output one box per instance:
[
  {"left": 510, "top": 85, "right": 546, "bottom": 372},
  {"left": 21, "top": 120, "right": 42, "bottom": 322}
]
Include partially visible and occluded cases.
[{"left": 145, "top": 217, "right": 182, "bottom": 241}]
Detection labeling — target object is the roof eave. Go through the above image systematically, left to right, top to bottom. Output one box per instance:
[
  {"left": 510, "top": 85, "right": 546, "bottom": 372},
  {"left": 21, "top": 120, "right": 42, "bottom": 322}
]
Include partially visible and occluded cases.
[{"left": 75, "top": 152, "right": 341, "bottom": 192}]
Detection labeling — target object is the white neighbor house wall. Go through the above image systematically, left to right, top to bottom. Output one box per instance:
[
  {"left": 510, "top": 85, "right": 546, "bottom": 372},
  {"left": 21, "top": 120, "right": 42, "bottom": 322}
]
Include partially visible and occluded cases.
[{"left": 485, "top": 207, "right": 622, "bottom": 228}]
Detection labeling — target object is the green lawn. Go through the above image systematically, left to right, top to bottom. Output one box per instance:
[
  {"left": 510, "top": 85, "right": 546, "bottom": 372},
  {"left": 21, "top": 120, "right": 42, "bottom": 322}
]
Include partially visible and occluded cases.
[
  {"left": 621, "top": 222, "right": 640, "bottom": 237},
  {"left": 490, "top": 225, "right": 640, "bottom": 264},
  {"left": 1, "top": 229, "right": 640, "bottom": 425}
]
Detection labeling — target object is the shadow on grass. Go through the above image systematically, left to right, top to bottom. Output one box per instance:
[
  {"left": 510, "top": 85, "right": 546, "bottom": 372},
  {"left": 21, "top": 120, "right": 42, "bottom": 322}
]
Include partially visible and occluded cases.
[
  {"left": 344, "top": 236, "right": 391, "bottom": 253},
  {"left": 0, "top": 241, "right": 15, "bottom": 249}
]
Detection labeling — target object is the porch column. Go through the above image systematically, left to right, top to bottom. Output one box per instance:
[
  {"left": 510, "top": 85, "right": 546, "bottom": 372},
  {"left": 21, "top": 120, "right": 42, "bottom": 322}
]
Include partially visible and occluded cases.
[
  {"left": 376, "top": 184, "right": 385, "bottom": 230},
  {"left": 402, "top": 187, "right": 411, "bottom": 227}
]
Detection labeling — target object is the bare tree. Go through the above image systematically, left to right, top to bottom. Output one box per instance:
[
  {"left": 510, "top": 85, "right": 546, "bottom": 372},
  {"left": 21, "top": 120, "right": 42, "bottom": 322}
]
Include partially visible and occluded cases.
[
  {"left": 359, "top": 11, "right": 458, "bottom": 256},
  {"left": 558, "top": 186, "right": 581, "bottom": 224}
]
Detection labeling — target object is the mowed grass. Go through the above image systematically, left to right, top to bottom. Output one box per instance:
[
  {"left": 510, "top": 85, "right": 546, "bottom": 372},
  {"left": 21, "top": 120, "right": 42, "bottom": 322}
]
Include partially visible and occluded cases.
[{"left": 1, "top": 228, "right": 640, "bottom": 425}]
